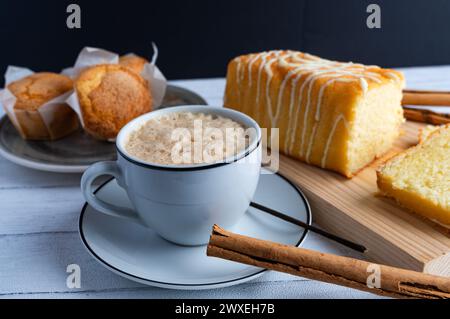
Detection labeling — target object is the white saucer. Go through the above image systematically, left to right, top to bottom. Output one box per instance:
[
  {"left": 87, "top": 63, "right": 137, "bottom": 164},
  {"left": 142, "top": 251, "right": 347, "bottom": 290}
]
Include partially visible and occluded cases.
[{"left": 79, "top": 170, "right": 312, "bottom": 290}]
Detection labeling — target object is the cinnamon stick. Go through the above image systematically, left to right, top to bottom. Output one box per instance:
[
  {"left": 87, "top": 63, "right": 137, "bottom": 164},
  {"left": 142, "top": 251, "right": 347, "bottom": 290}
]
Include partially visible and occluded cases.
[
  {"left": 403, "top": 90, "right": 450, "bottom": 106},
  {"left": 403, "top": 106, "right": 450, "bottom": 125},
  {"left": 207, "top": 225, "right": 450, "bottom": 299}
]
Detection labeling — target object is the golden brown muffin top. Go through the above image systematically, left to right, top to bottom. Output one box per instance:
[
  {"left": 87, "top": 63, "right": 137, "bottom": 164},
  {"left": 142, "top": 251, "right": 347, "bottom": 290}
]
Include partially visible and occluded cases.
[
  {"left": 118, "top": 55, "right": 148, "bottom": 75},
  {"left": 75, "top": 64, "right": 152, "bottom": 140},
  {"left": 8, "top": 72, "right": 73, "bottom": 110}
]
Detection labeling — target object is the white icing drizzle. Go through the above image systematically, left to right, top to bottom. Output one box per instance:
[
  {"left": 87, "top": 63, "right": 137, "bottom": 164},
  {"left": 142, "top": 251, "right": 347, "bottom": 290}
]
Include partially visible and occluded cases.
[
  {"left": 263, "top": 51, "right": 282, "bottom": 125},
  {"left": 247, "top": 53, "right": 262, "bottom": 87},
  {"left": 255, "top": 53, "right": 271, "bottom": 104},
  {"left": 235, "top": 57, "right": 242, "bottom": 86},
  {"left": 235, "top": 57, "right": 243, "bottom": 104},
  {"left": 264, "top": 59, "right": 278, "bottom": 124},
  {"left": 273, "top": 61, "right": 304, "bottom": 127},
  {"left": 284, "top": 69, "right": 310, "bottom": 153},
  {"left": 385, "top": 71, "right": 401, "bottom": 82},
  {"left": 362, "top": 73, "right": 382, "bottom": 82},
  {"left": 359, "top": 78, "right": 369, "bottom": 95},
  {"left": 321, "top": 114, "right": 350, "bottom": 168},
  {"left": 305, "top": 124, "right": 317, "bottom": 163}
]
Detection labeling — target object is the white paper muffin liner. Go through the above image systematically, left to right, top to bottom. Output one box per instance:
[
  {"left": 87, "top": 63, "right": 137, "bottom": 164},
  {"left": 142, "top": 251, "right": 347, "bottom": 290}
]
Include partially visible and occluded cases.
[
  {"left": 63, "top": 43, "right": 167, "bottom": 142},
  {"left": 0, "top": 66, "right": 76, "bottom": 139}
]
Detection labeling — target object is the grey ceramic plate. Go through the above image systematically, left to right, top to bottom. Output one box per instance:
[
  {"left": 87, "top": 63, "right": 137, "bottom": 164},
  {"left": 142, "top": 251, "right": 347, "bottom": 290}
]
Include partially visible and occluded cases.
[
  {"left": 0, "top": 85, "right": 207, "bottom": 173},
  {"left": 79, "top": 169, "right": 311, "bottom": 290}
]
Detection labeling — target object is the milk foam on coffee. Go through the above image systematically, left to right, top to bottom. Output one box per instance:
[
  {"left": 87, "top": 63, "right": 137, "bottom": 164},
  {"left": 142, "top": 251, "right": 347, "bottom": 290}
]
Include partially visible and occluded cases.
[{"left": 125, "top": 112, "right": 250, "bottom": 165}]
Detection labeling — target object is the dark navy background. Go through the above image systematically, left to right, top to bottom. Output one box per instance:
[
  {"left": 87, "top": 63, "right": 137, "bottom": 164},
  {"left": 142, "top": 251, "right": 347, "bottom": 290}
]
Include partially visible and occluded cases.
[{"left": 0, "top": 0, "right": 449, "bottom": 85}]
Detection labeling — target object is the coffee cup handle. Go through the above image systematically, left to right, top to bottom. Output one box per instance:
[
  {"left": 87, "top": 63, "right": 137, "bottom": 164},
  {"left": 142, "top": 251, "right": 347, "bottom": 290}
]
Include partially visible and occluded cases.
[{"left": 81, "top": 161, "right": 144, "bottom": 225}]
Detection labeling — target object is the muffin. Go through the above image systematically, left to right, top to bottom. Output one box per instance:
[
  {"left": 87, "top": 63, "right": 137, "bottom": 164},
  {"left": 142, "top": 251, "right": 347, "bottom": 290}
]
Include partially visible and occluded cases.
[
  {"left": 119, "top": 55, "right": 148, "bottom": 75},
  {"left": 74, "top": 64, "right": 152, "bottom": 140},
  {"left": 6, "top": 72, "right": 79, "bottom": 140}
]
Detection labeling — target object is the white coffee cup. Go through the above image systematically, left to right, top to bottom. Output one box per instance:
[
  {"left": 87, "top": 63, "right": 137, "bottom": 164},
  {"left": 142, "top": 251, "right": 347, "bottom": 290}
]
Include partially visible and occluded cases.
[{"left": 81, "top": 105, "right": 262, "bottom": 246}]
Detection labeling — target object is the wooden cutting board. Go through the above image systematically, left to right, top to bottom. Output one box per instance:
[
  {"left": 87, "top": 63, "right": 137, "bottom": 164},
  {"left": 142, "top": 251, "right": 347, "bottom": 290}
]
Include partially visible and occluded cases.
[{"left": 278, "top": 121, "right": 450, "bottom": 276}]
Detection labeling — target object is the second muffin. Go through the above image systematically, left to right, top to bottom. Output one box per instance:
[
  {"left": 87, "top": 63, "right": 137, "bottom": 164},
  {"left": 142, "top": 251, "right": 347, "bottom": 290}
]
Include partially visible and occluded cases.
[{"left": 75, "top": 64, "right": 153, "bottom": 140}]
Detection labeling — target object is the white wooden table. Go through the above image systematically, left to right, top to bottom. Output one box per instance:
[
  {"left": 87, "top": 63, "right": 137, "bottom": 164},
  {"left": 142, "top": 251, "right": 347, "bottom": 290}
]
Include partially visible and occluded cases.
[{"left": 1, "top": 65, "right": 449, "bottom": 299}]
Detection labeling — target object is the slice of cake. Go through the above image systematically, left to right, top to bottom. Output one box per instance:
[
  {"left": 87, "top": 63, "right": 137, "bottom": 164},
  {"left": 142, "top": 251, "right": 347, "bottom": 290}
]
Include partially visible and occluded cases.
[
  {"left": 224, "top": 50, "right": 405, "bottom": 177},
  {"left": 377, "top": 124, "right": 450, "bottom": 228}
]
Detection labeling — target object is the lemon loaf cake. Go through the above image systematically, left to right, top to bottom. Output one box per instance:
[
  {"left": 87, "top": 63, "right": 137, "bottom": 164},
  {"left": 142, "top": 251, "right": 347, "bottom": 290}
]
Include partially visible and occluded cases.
[
  {"left": 224, "top": 51, "right": 405, "bottom": 177},
  {"left": 377, "top": 124, "right": 450, "bottom": 228}
]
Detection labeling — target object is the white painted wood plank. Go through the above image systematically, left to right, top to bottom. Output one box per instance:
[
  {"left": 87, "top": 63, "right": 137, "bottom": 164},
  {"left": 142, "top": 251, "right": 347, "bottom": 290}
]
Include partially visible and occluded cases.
[
  {"left": 398, "top": 65, "right": 450, "bottom": 90},
  {"left": 204, "top": 98, "right": 224, "bottom": 107},
  {"left": 0, "top": 161, "right": 82, "bottom": 189},
  {"left": 0, "top": 186, "right": 83, "bottom": 235},
  {"left": 0, "top": 229, "right": 369, "bottom": 298},
  {"left": 0, "top": 231, "right": 360, "bottom": 295},
  {"left": 0, "top": 231, "right": 302, "bottom": 294},
  {"left": 0, "top": 232, "right": 143, "bottom": 295},
  {"left": 1, "top": 280, "right": 383, "bottom": 299}
]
